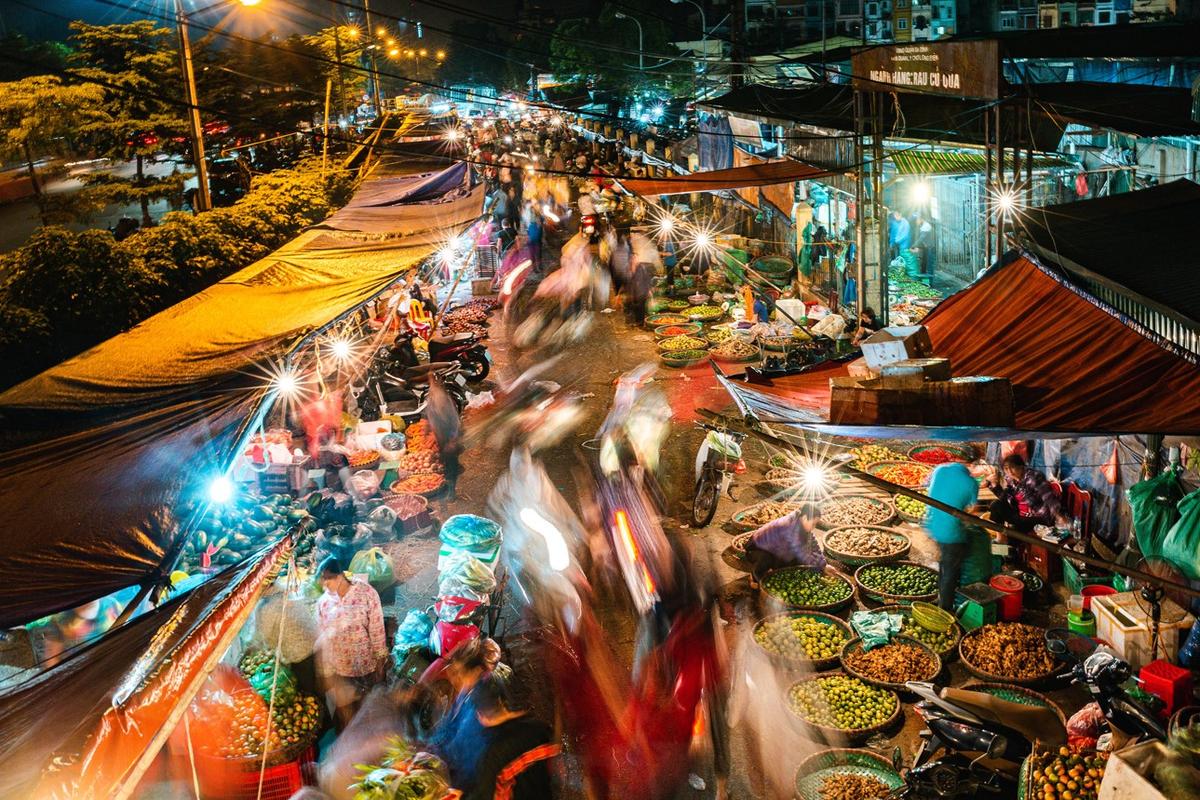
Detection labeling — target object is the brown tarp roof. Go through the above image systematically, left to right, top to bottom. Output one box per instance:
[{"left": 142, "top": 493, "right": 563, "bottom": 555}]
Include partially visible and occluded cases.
[
  {"left": 618, "top": 159, "right": 831, "bottom": 196},
  {"left": 0, "top": 166, "right": 481, "bottom": 627},
  {"left": 719, "top": 252, "right": 1200, "bottom": 436}
]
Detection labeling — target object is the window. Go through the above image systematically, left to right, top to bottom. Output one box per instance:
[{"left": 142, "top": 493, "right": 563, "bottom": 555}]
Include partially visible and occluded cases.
[
  {"left": 867, "top": 1, "right": 880, "bottom": 15},
  {"left": 1096, "top": 9, "right": 1112, "bottom": 22},
  {"left": 1061, "top": 10, "right": 1073, "bottom": 23},
  {"left": 1042, "top": 13, "right": 1054, "bottom": 26},
  {"left": 1000, "top": 14, "right": 1017, "bottom": 27},
  {"left": 898, "top": 17, "right": 908, "bottom": 28}
]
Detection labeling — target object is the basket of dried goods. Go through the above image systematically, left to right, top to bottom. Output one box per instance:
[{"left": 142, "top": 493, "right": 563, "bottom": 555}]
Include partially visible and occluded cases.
[
  {"left": 687, "top": 304, "right": 725, "bottom": 322},
  {"left": 646, "top": 312, "right": 689, "bottom": 328},
  {"left": 653, "top": 322, "right": 703, "bottom": 339},
  {"left": 657, "top": 334, "right": 709, "bottom": 353},
  {"left": 709, "top": 338, "right": 759, "bottom": 363},
  {"left": 658, "top": 349, "right": 709, "bottom": 368},
  {"left": 848, "top": 444, "right": 906, "bottom": 469},
  {"left": 907, "top": 444, "right": 974, "bottom": 465},
  {"left": 396, "top": 447, "right": 442, "bottom": 475},
  {"left": 348, "top": 450, "right": 381, "bottom": 471},
  {"left": 863, "top": 460, "right": 933, "bottom": 489},
  {"left": 765, "top": 467, "right": 845, "bottom": 496},
  {"left": 389, "top": 472, "right": 445, "bottom": 497},
  {"left": 894, "top": 493, "right": 929, "bottom": 524},
  {"left": 819, "top": 495, "right": 895, "bottom": 529},
  {"left": 730, "top": 500, "right": 801, "bottom": 531},
  {"left": 822, "top": 526, "right": 911, "bottom": 567},
  {"left": 729, "top": 531, "right": 753, "bottom": 554},
  {"left": 854, "top": 561, "right": 939, "bottom": 604},
  {"left": 760, "top": 566, "right": 855, "bottom": 612},
  {"left": 874, "top": 604, "right": 962, "bottom": 661},
  {"left": 753, "top": 611, "right": 853, "bottom": 671},
  {"left": 959, "top": 623, "right": 1062, "bottom": 686},
  {"left": 839, "top": 636, "right": 942, "bottom": 692},
  {"left": 786, "top": 675, "right": 901, "bottom": 745},
  {"left": 961, "top": 683, "right": 1066, "bottom": 728},
  {"left": 794, "top": 749, "right": 903, "bottom": 800}
]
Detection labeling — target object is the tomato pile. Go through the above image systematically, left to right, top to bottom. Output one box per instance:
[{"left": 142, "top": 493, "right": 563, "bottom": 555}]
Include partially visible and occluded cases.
[
  {"left": 910, "top": 447, "right": 960, "bottom": 464},
  {"left": 868, "top": 461, "right": 933, "bottom": 488}
]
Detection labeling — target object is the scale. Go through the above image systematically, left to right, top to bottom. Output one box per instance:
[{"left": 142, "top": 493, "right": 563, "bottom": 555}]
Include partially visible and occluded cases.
[{"left": 955, "top": 582, "right": 1007, "bottom": 630}]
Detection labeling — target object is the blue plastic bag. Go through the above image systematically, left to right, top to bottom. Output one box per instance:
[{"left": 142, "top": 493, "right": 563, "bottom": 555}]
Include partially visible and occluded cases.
[
  {"left": 438, "top": 514, "right": 502, "bottom": 550},
  {"left": 392, "top": 609, "right": 434, "bottom": 660}
]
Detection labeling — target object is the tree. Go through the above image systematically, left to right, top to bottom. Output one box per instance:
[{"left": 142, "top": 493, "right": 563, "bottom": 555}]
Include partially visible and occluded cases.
[
  {"left": 549, "top": 4, "right": 680, "bottom": 99},
  {"left": 68, "top": 21, "right": 189, "bottom": 227},
  {"left": 304, "top": 26, "right": 367, "bottom": 120},
  {"left": 0, "top": 34, "right": 71, "bottom": 82},
  {"left": 0, "top": 76, "right": 105, "bottom": 223}
]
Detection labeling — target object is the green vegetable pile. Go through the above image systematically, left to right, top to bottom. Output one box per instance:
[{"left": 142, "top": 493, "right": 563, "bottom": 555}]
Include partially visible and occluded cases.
[
  {"left": 688, "top": 304, "right": 725, "bottom": 320},
  {"left": 705, "top": 327, "right": 734, "bottom": 344},
  {"left": 659, "top": 334, "right": 708, "bottom": 352},
  {"left": 662, "top": 349, "right": 708, "bottom": 361},
  {"left": 181, "top": 492, "right": 310, "bottom": 573},
  {"left": 895, "top": 494, "right": 929, "bottom": 521},
  {"left": 859, "top": 563, "right": 938, "bottom": 597},
  {"left": 762, "top": 568, "right": 852, "bottom": 607},
  {"left": 896, "top": 613, "right": 958, "bottom": 653},
  {"left": 754, "top": 614, "right": 847, "bottom": 662},
  {"left": 787, "top": 675, "right": 897, "bottom": 731},
  {"left": 352, "top": 736, "right": 451, "bottom": 800}
]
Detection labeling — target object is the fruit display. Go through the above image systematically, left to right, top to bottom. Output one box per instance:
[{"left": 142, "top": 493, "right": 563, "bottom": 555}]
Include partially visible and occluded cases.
[
  {"left": 666, "top": 299, "right": 691, "bottom": 311},
  {"left": 442, "top": 304, "right": 490, "bottom": 326},
  {"left": 687, "top": 304, "right": 725, "bottom": 321},
  {"left": 646, "top": 312, "right": 689, "bottom": 327},
  {"left": 440, "top": 319, "right": 487, "bottom": 338},
  {"left": 654, "top": 323, "right": 702, "bottom": 338},
  {"left": 705, "top": 327, "right": 734, "bottom": 344},
  {"left": 658, "top": 334, "right": 708, "bottom": 352},
  {"left": 711, "top": 338, "right": 759, "bottom": 361},
  {"left": 660, "top": 349, "right": 709, "bottom": 366},
  {"left": 403, "top": 420, "right": 439, "bottom": 454},
  {"left": 849, "top": 444, "right": 905, "bottom": 469},
  {"left": 908, "top": 445, "right": 973, "bottom": 464},
  {"left": 396, "top": 447, "right": 442, "bottom": 475},
  {"left": 348, "top": 450, "right": 381, "bottom": 469},
  {"left": 864, "top": 461, "right": 933, "bottom": 488},
  {"left": 390, "top": 472, "right": 445, "bottom": 496},
  {"left": 180, "top": 492, "right": 309, "bottom": 573},
  {"left": 894, "top": 494, "right": 929, "bottom": 522},
  {"left": 820, "top": 496, "right": 894, "bottom": 528},
  {"left": 733, "top": 501, "right": 801, "bottom": 528},
  {"left": 824, "top": 527, "right": 908, "bottom": 559},
  {"left": 856, "top": 562, "right": 939, "bottom": 599},
  {"left": 761, "top": 567, "right": 854, "bottom": 609},
  {"left": 877, "top": 605, "right": 961, "bottom": 655},
  {"left": 753, "top": 612, "right": 850, "bottom": 664},
  {"left": 960, "top": 623, "right": 1059, "bottom": 682},
  {"left": 841, "top": 638, "right": 940, "bottom": 687},
  {"left": 198, "top": 663, "right": 322, "bottom": 761},
  {"left": 787, "top": 675, "right": 898, "bottom": 733},
  {"left": 1026, "top": 747, "right": 1108, "bottom": 800},
  {"left": 817, "top": 773, "right": 891, "bottom": 800}
]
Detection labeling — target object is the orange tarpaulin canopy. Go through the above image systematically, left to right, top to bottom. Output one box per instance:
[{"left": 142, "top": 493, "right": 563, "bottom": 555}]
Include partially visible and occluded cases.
[
  {"left": 618, "top": 159, "right": 831, "bottom": 197},
  {"left": 722, "top": 254, "right": 1200, "bottom": 435}
]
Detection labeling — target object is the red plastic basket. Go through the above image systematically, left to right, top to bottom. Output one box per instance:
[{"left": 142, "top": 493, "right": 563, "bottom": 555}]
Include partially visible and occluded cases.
[
  {"left": 1140, "top": 658, "right": 1193, "bottom": 715},
  {"left": 195, "top": 746, "right": 316, "bottom": 800}
]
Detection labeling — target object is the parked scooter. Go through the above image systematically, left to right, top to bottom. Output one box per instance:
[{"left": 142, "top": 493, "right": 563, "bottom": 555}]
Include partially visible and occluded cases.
[
  {"left": 391, "top": 329, "right": 491, "bottom": 383},
  {"left": 354, "top": 355, "right": 467, "bottom": 422},
  {"left": 691, "top": 423, "right": 747, "bottom": 527},
  {"left": 889, "top": 752, "right": 1005, "bottom": 798}
]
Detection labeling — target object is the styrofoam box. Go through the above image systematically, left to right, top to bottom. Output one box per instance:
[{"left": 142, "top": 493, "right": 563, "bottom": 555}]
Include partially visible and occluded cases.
[
  {"left": 1092, "top": 591, "right": 1194, "bottom": 672},
  {"left": 1098, "top": 740, "right": 1169, "bottom": 800}
]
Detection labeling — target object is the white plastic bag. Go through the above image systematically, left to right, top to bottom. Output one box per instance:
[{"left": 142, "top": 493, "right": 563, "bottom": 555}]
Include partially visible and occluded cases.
[{"left": 348, "top": 469, "right": 381, "bottom": 500}]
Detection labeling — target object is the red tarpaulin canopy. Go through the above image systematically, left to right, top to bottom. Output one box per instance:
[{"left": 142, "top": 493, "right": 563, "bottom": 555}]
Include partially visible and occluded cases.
[
  {"left": 618, "top": 159, "right": 831, "bottom": 197},
  {"left": 721, "top": 254, "right": 1200, "bottom": 435}
]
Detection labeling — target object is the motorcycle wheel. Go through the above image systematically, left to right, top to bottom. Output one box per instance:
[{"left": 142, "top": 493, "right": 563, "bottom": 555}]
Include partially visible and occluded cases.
[
  {"left": 461, "top": 351, "right": 490, "bottom": 382},
  {"left": 692, "top": 470, "right": 719, "bottom": 528}
]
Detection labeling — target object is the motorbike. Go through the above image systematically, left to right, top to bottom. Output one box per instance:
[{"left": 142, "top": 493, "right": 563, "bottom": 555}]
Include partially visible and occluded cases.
[
  {"left": 387, "top": 330, "right": 490, "bottom": 384},
  {"left": 354, "top": 354, "right": 467, "bottom": 422},
  {"left": 691, "top": 423, "right": 747, "bottom": 527},
  {"left": 1044, "top": 627, "right": 1167, "bottom": 742},
  {"left": 889, "top": 753, "right": 1006, "bottom": 798}
]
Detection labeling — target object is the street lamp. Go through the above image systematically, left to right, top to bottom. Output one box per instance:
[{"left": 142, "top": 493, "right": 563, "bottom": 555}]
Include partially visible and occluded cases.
[
  {"left": 671, "top": 0, "right": 708, "bottom": 85},
  {"left": 613, "top": 12, "right": 644, "bottom": 70}
]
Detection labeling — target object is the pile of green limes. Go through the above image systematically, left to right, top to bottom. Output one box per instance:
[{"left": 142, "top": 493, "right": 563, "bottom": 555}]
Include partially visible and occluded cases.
[
  {"left": 859, "top": 564, "right": 938, "bottom": 597},
  {"left": 762, "top": 568, "right": 852, "bottom": 607},
  {"left": 898, "top": 613, "right": 958, "bottom": 653},
  {"left": 754, "top": 615, "right": 847, "bottom": 661},
  {"left": 787, "top": 675, "right": 897, "bottom": 730}
]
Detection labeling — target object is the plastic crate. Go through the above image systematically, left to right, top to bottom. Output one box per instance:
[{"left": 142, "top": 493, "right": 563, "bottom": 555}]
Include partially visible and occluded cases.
[
  {"left": 1092, "top": 591, "right": 1195, "bottom": 671},
  {"left": 1139, "top": 658, "right": 1193, "bottom": 715},
  {"left": 196, "top": 746, "right": 315, "bottom": 800}
]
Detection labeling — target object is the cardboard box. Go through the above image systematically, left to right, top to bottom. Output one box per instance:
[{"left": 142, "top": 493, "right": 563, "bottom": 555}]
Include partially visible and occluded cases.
[
  {"left": 471, "top": 278, "right": 494, "bottom": 296},
  {"left": 860, "top": 325, "right": 934, "bottom": 369},
  {"left": 846, "top": 357, "right": 879, "bottom": 379},
  {"left": 879, "top": 358, "right": 952, "bottom": 386},
  {"left": 829, "top": 375, "right": 1014, "bottom": 427},
  {"left": 1099, "top": 741, "right": 1170, "bottom": 800}
]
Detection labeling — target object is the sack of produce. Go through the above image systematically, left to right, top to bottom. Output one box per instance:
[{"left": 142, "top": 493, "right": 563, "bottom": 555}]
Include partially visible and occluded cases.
[
  {"left": 348, "top": 469, "right": 381, "bottom": 501},
  {"left": 1128, "top": 471, "right": 1184, "bottom": 559},
  {"left": 1162, "top": 487, "right": 1200, "bottom": 580},
  {"left": 367, "top": 505, "right": 398, "bottom": 538},
  {"left": 438, "top": 514, "right": 503, "bottom": 550},
  {"left": 348, "top": 547, "right": 397, "bottom": 591},
  {"left": 437, "top": 550, "right": 497, "bottom": 595},
  {"left": 254, "top": 591, "right": 319, "bottom": 663},
  {"left": 392, "top": 609, "right": 434, "bottom": 660},
  {"left": 850, "top": 610, "right": 903, "bottom": 651},
  {"left": 246, "top": 660, "right": 298, "bottom": 706},
  {"left": 1067, "top": 701, "right": 1106, "bottom": 751}
]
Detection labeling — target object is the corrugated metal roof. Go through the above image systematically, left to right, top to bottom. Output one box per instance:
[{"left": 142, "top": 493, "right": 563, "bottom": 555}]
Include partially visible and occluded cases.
[{"left": 890, "top": 149, "right": 1076, "bottom": 176}]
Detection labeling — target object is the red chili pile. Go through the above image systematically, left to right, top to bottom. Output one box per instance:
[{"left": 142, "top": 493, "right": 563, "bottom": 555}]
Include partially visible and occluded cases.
[{"left": 911, "top": 447, "right": 961, "bottom": 464}]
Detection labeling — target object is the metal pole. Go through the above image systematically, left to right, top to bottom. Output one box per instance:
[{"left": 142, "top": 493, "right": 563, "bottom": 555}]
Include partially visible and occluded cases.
[
  {"left": 174, "top": 0, "right": 211, "bottom": 212},
  {"left": 363, "top": 0, "right": 382, "bottom": 112},
  {"left": 331, "top": 5, "right": 347, "bottom": 122},
  {"left": 322, "top": 79, "right": 332, "bottom": 173},
  {"left": 854, "top": 88, "right": 865, "bottom": 314},
  {"left": 872, "top": 94, "right": 887, "bottom": 323},
  {"left": 994, "top": 104, "right": 1004, "bottom": 259},
  {"left": 984, "top": 107, "right": 992, "bottom": 266}
]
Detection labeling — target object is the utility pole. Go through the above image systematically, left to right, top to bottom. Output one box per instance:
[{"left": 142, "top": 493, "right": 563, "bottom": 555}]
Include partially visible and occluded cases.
[
  {"left": 174, "top": 0, "right": 211, "bottom": 212},
  {"left": 363, "top": 0, "right": 381, "bottom": 111},
  {"left": 730, "top": 0, "right": 746, "bottom": 90},
  {"left": 330, "top": 3, "right": 347, "bottom": 122}
]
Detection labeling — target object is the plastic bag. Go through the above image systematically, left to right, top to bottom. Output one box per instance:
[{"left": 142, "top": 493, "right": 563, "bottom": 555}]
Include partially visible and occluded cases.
[
  {"left": 466, "top": 391, "right": 496, "bottom": 410},
  {"left": 348, "top": 469, "right": 381, "bottom": 501},
  {"left": 1128, "top": 471, "right": 1185, "bottom": 559},
  {"left": 1162, "top": 487, "right": 1200, "bottom": 580},
  {"left": 367, "top": 505, "right": 397, "bottom": 538},
  {"left": 438, "top": 514, "right": 502, "bottom": 550},
  {"left": 315, "top": 525, "right": 371, "bottom": 568},
  {"left": 349, "top": 547, "right": 397, "bottom": 591},
  {"left": 437, "top": 551, "right": 497, "bottom": 595},
  {"left": 254, "top": 591, "right": 319, "bottom": 663},
  {"left": 392, "top": 609, "right": 435, "bottom": 660},
  {"left": 850, "top": 610, "right": 903, "bottom": 651},
  {"left": 1066, "top": 701, "right": 1105, "bottom": 750}
]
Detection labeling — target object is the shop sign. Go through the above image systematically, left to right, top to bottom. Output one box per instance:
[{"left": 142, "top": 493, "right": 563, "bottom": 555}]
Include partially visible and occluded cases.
[{"left": 852, "top": 41, "right": 1000, "bottom": 100}]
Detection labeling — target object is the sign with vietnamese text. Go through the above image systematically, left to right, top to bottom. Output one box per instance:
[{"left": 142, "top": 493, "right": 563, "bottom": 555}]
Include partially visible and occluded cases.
[{"left": 852, "top": 41, "right": 1000, "bottom": 99}]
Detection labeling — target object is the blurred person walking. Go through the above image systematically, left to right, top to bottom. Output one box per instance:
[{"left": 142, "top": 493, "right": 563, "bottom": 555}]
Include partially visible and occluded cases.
[{"left": 315, "top": 556, "right": 389, "bottom": 728}]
